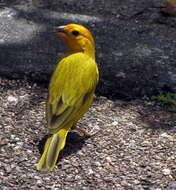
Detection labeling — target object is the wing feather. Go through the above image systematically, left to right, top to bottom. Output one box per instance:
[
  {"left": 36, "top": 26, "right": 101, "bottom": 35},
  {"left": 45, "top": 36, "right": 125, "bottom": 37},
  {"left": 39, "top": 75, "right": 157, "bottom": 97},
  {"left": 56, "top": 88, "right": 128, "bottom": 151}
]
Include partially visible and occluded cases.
[{"left": 47, "top": 52, "right": 98, "bottom": 133}]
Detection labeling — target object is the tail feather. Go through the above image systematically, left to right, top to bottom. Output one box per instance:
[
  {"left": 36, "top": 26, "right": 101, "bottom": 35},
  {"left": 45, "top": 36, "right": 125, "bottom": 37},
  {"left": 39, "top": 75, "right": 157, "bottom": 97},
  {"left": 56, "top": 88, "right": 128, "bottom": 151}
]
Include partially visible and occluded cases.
[{"left": 37, "top": 129, "right": 69, "bottom": 171}]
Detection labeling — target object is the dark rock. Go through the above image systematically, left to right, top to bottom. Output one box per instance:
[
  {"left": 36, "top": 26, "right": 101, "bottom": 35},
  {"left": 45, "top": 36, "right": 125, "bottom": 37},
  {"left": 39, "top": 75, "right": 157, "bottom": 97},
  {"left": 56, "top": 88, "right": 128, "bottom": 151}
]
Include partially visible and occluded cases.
[{"left": 0, "top": 0, "right": 176, "bottom": 98}]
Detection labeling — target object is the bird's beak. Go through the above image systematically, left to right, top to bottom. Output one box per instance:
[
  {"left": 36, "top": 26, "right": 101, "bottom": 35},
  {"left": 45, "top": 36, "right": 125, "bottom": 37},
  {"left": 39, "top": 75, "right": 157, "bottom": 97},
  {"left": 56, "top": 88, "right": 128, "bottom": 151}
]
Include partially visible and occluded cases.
[
  {"left": 54, "top": 25, "right": 67, "bottom": 39},
  {"left": 53, "top": 26, "right": 65, "bottom": 33}
]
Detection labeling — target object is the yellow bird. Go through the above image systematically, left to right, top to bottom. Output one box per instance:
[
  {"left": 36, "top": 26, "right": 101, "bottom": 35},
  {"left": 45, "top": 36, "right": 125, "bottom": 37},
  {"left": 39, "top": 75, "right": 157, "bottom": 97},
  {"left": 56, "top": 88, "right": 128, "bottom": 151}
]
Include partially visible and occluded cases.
[{"left": 37, "top": 24, "right": 99, "bottom": 171}]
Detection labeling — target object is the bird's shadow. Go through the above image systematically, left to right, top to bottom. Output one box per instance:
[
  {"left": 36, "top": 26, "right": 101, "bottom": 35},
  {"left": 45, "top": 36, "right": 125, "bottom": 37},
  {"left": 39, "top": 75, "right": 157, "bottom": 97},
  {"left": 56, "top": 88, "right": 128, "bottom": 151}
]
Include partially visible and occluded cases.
[{"left": 37, "top": 131, "right": 89, "bottom": 163}]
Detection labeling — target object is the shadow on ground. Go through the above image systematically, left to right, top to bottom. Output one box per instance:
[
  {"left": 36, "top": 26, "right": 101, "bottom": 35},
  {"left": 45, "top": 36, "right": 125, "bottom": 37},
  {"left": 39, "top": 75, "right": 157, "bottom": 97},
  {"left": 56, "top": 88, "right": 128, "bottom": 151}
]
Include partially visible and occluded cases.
[
  {"left": 112, "top": 99, "right": 176, "bottom": 131},
  {"left": 139, "top": 106, "right": 176, "bottom": 130},
  {"left": 37, "top": 131, "right": 89, "bottom": 164}
]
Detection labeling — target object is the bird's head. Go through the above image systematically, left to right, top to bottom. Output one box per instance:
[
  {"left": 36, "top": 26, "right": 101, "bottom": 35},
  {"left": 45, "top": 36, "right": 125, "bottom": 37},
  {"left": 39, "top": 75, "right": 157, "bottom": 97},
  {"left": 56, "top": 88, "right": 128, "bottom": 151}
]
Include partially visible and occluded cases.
[{"left": 54, "top": 24, "right": 95, "bottom": 56}]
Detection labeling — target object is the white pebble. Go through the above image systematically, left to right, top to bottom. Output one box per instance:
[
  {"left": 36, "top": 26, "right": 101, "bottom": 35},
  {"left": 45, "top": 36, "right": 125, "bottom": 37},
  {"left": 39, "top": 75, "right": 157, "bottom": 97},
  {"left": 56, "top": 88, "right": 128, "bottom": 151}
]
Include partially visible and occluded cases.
[
  {"left": 7, "top": 96, "right": 18, "bottom": 103},
  {"left": 112, "top": 121, "right": 118, "bottom": 126},
  {"left": 127, "top": 122, "right": 134, "bottom": 126},
  {"left": 93, "top": 124, "right": 100, "bottom": 130},
  {"left": 160, "top": 133, "right": 172, "bottom": 139},
  {"left": 10, "top": 134, "right": 15, "bottom": 139},
  {"left": 142, "top": 140, "right": 150, "bottom": 145},
  {"left": 17, "top": 142, "right": 24, "bottom": 146},
  {"left": 14, "top": 145, "right": 21, "bottom": 150},
  {"left": 27, "top": 150, "right": 32, "bottom": 153},
  {"left": 106, "top": 156, "right": 112, "bottom": 162},
  {"left": 94, "top": 161, "right": 101, "bottom": 166},
  {"left": 151, "top": 162, "right": 163, "bottom": 169},
  {"left": 88, "top": 168, "right": 94, "bottom": 175},
  {"left": 162, "top": 168, "right": 171, "bottom": 175},
  {"left": 0, "top": 171, "right": 4, "bottom": 176},
  {"left": 34, "top": 176, "right": 41, "bottom": 180},
  {"left": 44, "top": 177, "right": 50, "bottom": 181},
  {"left": 36, "top": 179, "right": 42, "bottom": 184},
  {"left": 133, "top": 180, "right": 140, "bottom": 185}
]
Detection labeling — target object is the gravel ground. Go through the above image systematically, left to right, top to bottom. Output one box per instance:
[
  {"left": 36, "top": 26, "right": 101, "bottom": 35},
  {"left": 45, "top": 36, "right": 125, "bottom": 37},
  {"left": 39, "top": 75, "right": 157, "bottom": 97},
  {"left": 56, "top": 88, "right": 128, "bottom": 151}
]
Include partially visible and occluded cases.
[{"left": 0, "top": 78, "right": 176, "bottom": 190}]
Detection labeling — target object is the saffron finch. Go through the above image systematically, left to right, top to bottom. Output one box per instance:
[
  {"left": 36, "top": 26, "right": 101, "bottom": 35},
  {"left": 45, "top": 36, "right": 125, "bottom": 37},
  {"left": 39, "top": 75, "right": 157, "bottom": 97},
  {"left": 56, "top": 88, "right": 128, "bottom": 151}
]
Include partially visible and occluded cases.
[{"left": 37, "top": 24, "right": 99, "bottom": 171}]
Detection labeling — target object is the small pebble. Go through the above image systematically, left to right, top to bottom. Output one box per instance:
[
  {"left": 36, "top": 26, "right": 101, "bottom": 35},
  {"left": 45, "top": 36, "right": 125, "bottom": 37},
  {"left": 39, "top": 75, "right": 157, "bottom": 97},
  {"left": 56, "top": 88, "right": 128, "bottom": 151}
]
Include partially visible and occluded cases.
[
  {"left": 7, "top": 96, "right": 18, "bottom": 103},
  {"left": 112, "top": 121, "right": 118, "bottom": 126},
  {"left": 126, "top": 122, "right": 134, "bottom": 126},
  {"left": 93, "top": 124, "right": 100, "bottom": 130},
  {"left": 160, "top": 132, "right": 172, "bottom": 139},
  {"left": 10, "top": 134, "right": 15, "bottom": 139},
  {"left": 142, "top": 140, "right": 150, "bottom": 146},
  {"left": 17, "top": 142, "right": 24, "bottom": 146},
  {"left": 14, "top": 145, "right": 22, "bottom": 150},
  {"left": 27, "top": 150, "right": 32, "bottom": 153},
  {"left": 106, "top": 156, "right": 112, "bottom": 162},
  {"left": 94, "top": 161, "right": 101, "bottom": 166},
  {"left": 151, "top": 162, "right": 163, "bottom": 169},
  {"left": 5, "top": 166, "right": 11, "bottom": 173},
  {"left": 87, "top": 168, "right": 94, "bottom": 175},
  {"left": 162, "top": 168, "right": 171, "bottom": 175},
  {"left": 0, "top": 171, "right": 4, "bottom": 176},
  {"left": 34, "top": 176, "right": 41, "bottom": 180},
  {"left": 44, "top": 177, "right": 50, "bottom": 181},
  {"left": 104, "top": 177, "right": 113, "bottom": 182},
  {"left": 133, "top": 179, "right": 140, "bottom": 185},
  {"left": 36, "top": 180, "right": 42, "bottom": 185},
  {"left": 121, "top": 180, "right": 128, "bottom": 186}
]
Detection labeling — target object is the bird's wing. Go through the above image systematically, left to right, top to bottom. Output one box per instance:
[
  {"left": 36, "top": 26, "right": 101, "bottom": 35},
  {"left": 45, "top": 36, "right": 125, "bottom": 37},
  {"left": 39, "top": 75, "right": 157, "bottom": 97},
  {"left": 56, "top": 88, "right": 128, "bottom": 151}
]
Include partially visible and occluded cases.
[{"left": 46, "top": 53, "right": 98, "bottom": 133}]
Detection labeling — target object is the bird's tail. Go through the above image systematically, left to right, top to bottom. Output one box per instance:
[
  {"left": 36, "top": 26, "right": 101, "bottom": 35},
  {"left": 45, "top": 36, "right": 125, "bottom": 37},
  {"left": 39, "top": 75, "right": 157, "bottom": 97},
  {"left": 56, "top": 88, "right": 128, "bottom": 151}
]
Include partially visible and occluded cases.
[{"left": 37, "top": 129, "right": 69, "bottom": 171}]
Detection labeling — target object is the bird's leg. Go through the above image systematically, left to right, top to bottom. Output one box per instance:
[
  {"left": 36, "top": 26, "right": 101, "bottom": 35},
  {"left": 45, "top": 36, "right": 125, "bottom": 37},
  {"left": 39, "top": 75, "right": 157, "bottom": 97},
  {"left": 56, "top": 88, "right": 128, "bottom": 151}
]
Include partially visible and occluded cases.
[{"left": 72, "top": 126, "right": 92, "bottom": 137}]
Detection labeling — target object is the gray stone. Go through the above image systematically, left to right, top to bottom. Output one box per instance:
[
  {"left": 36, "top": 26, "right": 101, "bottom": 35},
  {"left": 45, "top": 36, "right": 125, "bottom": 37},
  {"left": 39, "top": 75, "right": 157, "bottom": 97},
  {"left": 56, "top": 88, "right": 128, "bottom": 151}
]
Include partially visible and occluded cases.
[{"left": 0, "top": 0, "right": 176, "bottom": 98}]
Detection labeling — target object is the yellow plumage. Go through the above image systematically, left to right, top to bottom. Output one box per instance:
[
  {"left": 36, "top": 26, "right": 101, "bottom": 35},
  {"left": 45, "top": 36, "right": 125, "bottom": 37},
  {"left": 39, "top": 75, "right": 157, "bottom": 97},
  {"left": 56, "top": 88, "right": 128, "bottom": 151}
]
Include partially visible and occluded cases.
[{"left": 37, "top": 24, "right": 99, "bottom": 171}]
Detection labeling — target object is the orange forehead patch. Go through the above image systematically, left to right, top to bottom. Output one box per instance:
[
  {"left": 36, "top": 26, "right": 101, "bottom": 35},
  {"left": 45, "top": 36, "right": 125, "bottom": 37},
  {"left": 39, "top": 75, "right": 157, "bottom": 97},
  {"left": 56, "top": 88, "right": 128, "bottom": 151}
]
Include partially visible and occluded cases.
[
  {"left": 63, "top": 24, "right": 94, "bottom": 47},
  {"left": 64, "top": 24, "right": 90, "bottom": 34}
]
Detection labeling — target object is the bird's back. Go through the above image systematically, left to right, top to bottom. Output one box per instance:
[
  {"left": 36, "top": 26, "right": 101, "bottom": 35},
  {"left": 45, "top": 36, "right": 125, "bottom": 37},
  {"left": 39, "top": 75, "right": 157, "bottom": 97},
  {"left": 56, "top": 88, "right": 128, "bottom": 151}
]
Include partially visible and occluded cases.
[{"left": 47, "top": 52, "right": 99, "bottom": 134}]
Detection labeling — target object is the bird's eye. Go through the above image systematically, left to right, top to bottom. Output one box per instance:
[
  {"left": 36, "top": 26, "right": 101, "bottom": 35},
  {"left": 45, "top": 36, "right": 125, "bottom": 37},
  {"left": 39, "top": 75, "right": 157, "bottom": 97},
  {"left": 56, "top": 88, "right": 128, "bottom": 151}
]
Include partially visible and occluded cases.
[{"left": 71, "top": 30, "right": 79, "bottom": 36}]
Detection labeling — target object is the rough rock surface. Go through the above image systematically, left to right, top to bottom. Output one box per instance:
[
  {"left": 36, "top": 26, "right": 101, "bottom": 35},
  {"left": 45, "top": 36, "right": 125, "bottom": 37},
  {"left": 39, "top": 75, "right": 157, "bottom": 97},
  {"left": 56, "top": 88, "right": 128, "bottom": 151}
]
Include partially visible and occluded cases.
[{"left": 0, "top": 0, "right": 176, "bottom": 98}]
